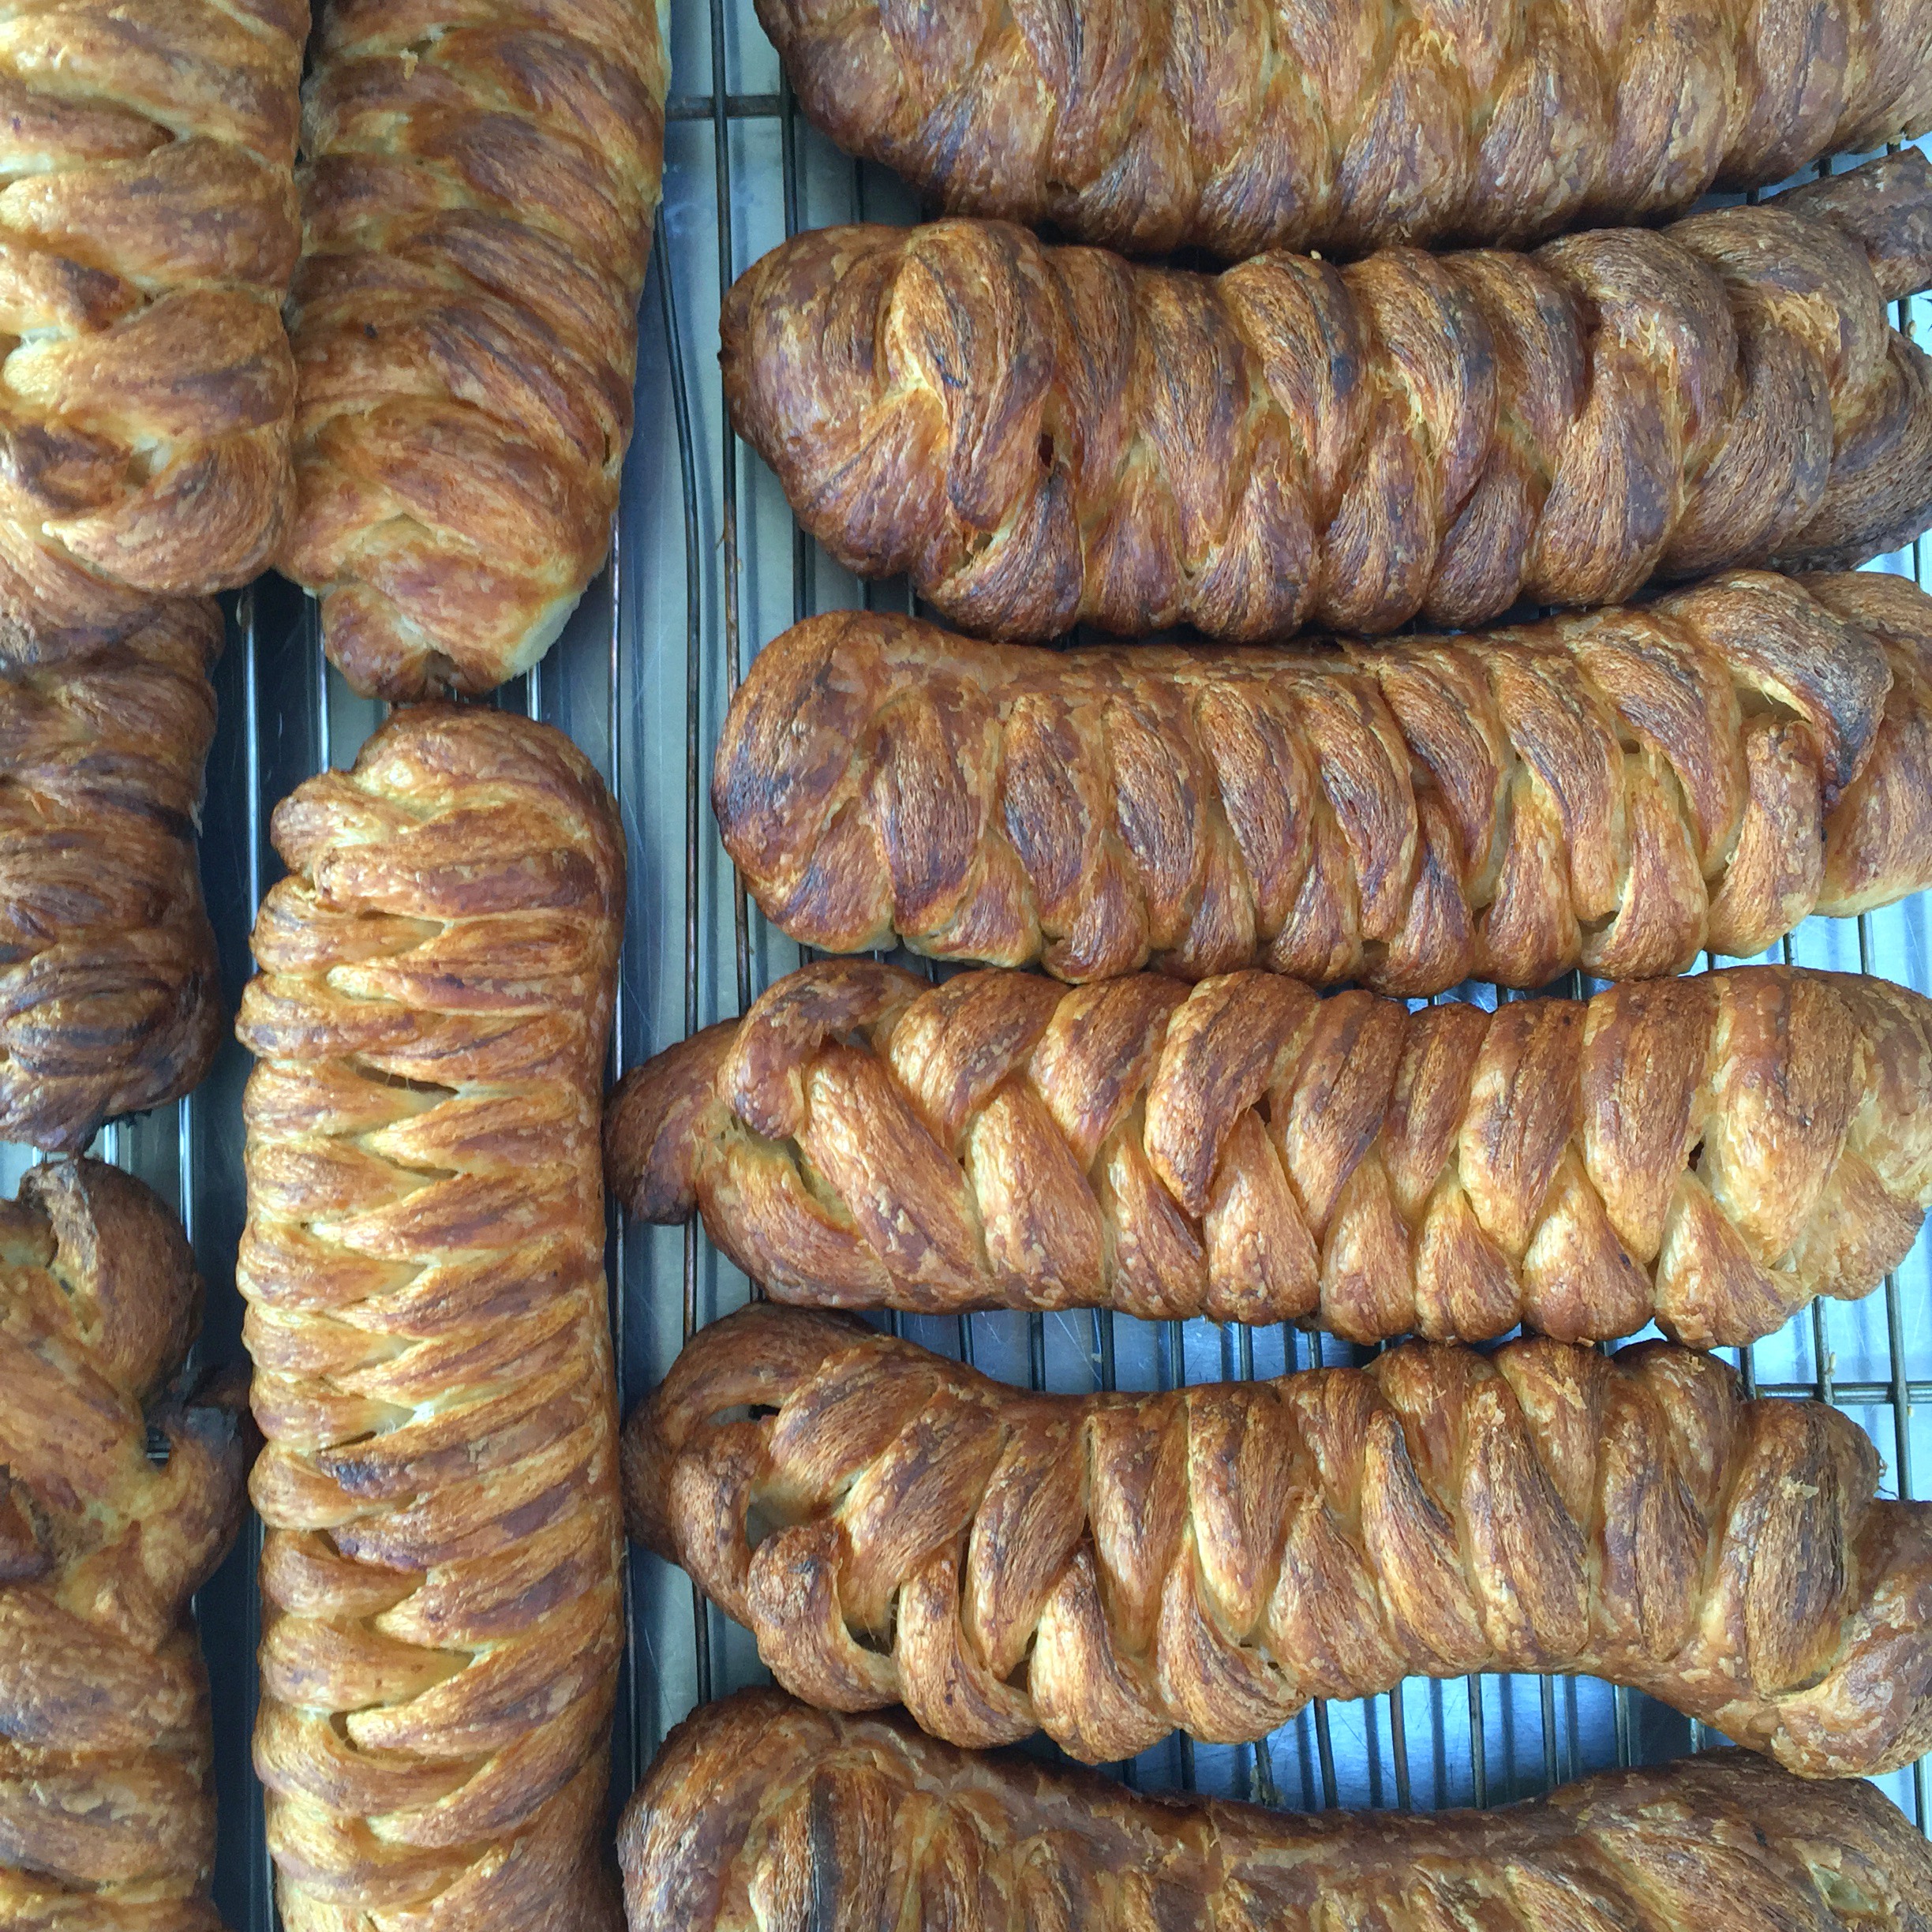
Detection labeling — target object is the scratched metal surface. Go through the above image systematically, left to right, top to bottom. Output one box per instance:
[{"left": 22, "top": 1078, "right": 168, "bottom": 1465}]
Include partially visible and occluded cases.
[{"left": 2, "top": 12, "right": 1930, "bottom": 1923}]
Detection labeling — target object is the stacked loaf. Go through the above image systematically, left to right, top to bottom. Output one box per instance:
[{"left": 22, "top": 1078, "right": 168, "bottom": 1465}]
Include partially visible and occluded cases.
[
  {"left": 0, "top": 3, "right": 310, "bottom": 1155},
  {"left": 614, "top": 13, "right": 1932, "bottom": 1927},
  {"left": 722, "top": 156, "right": 1932, "bottom": 642},
  {"left": 710, "top": 571, "right": 1932, "bottom": 988},
  {"left": 0, "top": 599, "right": 225, "bottom": 1151},
  {"left": 609, "top": 961, "right": 1932, "bottom": 1343},
  {"left": 629, "top": 1304, "right": 1932, "bottom": 1774}
]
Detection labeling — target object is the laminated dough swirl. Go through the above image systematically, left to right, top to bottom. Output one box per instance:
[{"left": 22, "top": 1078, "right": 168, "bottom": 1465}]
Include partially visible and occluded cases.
[
  {"left": 722, "top": 154, "right": 1932, "bottom": 643},
  {"left": 236, "top": 705, "right": 627, "bottom": 1931},
  {"left": 607, "top": 960, "right": 1932, "bottom": 1346},
  {"left": 627, "top": 1304, "right": 1932, "bottom": 1775}
]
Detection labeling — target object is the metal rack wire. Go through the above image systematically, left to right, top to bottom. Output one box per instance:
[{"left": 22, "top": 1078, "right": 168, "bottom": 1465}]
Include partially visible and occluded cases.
[{"left": 2, "top": 5, "right": 1929, "bottom": 1924}]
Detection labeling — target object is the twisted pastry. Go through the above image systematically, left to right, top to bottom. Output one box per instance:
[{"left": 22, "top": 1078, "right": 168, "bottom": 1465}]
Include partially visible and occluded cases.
[
  {"left": 0, "top": 0, "right": 303, "bottom": 622},
  {"left": 279, "top": 0, "right": 671, "bottom": 701},
  {"left": 758, "top": 0, "right": 1932, "bottom": 260},
  {"left": 723, "top": 154, "right": 1932, "bottom": 643},
  {"left": 720, "top": 570, "right": 1932, "bottom": 992},
  {"left": 1, "top": 597, "right": 224, "bottom": 1152},
  {"left": 236, "top": 706, "right": 627, "bottom": 1930},
  {"left": 608, "top": 960, "right": 1932, "bottom": 1346},
  {"left": 0, "top": 1158, "right": 250, "bottom": 1932},
  {"left": 629, "top": 1304, "right": 1932, "bottom": 1775},
  {"left": 625, "top": 1693, "right": 1932, "bottom": 1932}
]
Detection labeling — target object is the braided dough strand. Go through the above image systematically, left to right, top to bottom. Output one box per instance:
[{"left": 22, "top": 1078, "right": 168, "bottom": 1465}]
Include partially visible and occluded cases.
[
  {"left": 0, "top": 0, "right": 303, "bottom": 614},
  {"left": 279, "top": 0, "right": 671, "bottom": 701},
  {"left": 758, "top": 0, "right": 1932, "bottom": 257},
  {"left": 723, "top": 155, "right": 1932, "bottom": 644},
  {"left": 717, "top": 570, "right": 1932, "bottom": 992},
  {"left": 0, "top": 598, "right": 223, "bottom": 1151},
  {"left": 237, "top": 706, "right": 627, "bottom": 1932},
  {"left": 609, "top": 960, "right": 1932, "bottom": 1347},
  {"left": 0, "top": 1159, "right": 249, "bottom": 1932},
  {"left": 627, "top": 1305, "right": 1932, "bottom": 1777},
  {"left": 623, "top": 1693, "right": 1932, "bottom": 1932}
]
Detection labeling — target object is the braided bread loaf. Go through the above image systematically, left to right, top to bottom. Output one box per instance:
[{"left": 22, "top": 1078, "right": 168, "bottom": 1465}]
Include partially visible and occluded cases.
[
  {"left": 278, "top": 0, "right": 671, "bottom": 701},
  {"left": 759, "top": 0, "right": 1932, "bottom": 260},
  {"left": 0, "top": 1, "right": 303, "bottom": 620},
  {"left": 723, "top": 154, "right": 1932, "bottom": 644},
  {"left": 719, "top": 570, "right": 1932, "bottom": 992},
  {"left": 2, "top": 597, "right": 224, "bottom": 1152},
  {"left": 236, "top": 706, "right": 627, "bottom": 1930},
  {"left": 609, "top": 960, "right": 1932, "bottom": 1346},
  {"left": 0, "top": 1158, "right": 250, "bottom": 1932},
  {"left": 629, "top": 1304, "right": 1932, "bottom": 1776},
  {"left": 626, "top": 1694, "right": 1932, "bottom": 1932}
]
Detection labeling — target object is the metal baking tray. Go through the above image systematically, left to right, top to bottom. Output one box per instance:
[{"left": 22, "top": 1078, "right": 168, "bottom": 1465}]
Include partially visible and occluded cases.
[{"left": 4, "top": 5, "right": 1929, "bottom": 1920}]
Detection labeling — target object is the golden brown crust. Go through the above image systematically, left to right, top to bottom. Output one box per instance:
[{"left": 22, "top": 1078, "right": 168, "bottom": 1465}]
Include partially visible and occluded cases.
[
  {"left": 0, "top": 0, "right": 304, "bottom": 614},
  {"left": 279, "top": 0, "right": 670, "bottom": 701},
  {"left": 758, "top": 0, "right": 1932, "bottom": 258},
  {"left": 721, "top": 154, "right": 1932, "bottom": 643},
  {"left": 716, "top": 570, "right": 1931, "bottom": 991},
  {"left": 0, "top": 598, "right": 225, "bottom": 1152},
  {"left": 235, "top": 705, "right": 627, "bottom": 1932},
  {"left": 606, "top": 960, "right": 1932, "bottom": 1347},
  {"left": 0, "top": 1157, "right": 250, "bottom": 1932},
  {"left": 627, "top": 1305, "right": 1932, "bottom": 1777},
  {"left": 623, "top": 1692, "right": 1932, "bottom": 1932}
]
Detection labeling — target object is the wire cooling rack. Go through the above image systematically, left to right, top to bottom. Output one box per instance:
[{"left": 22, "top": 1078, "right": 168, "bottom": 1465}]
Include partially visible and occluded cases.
[{"left": 4, "top": 6, "right": 1932, "bottom": 1923}]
